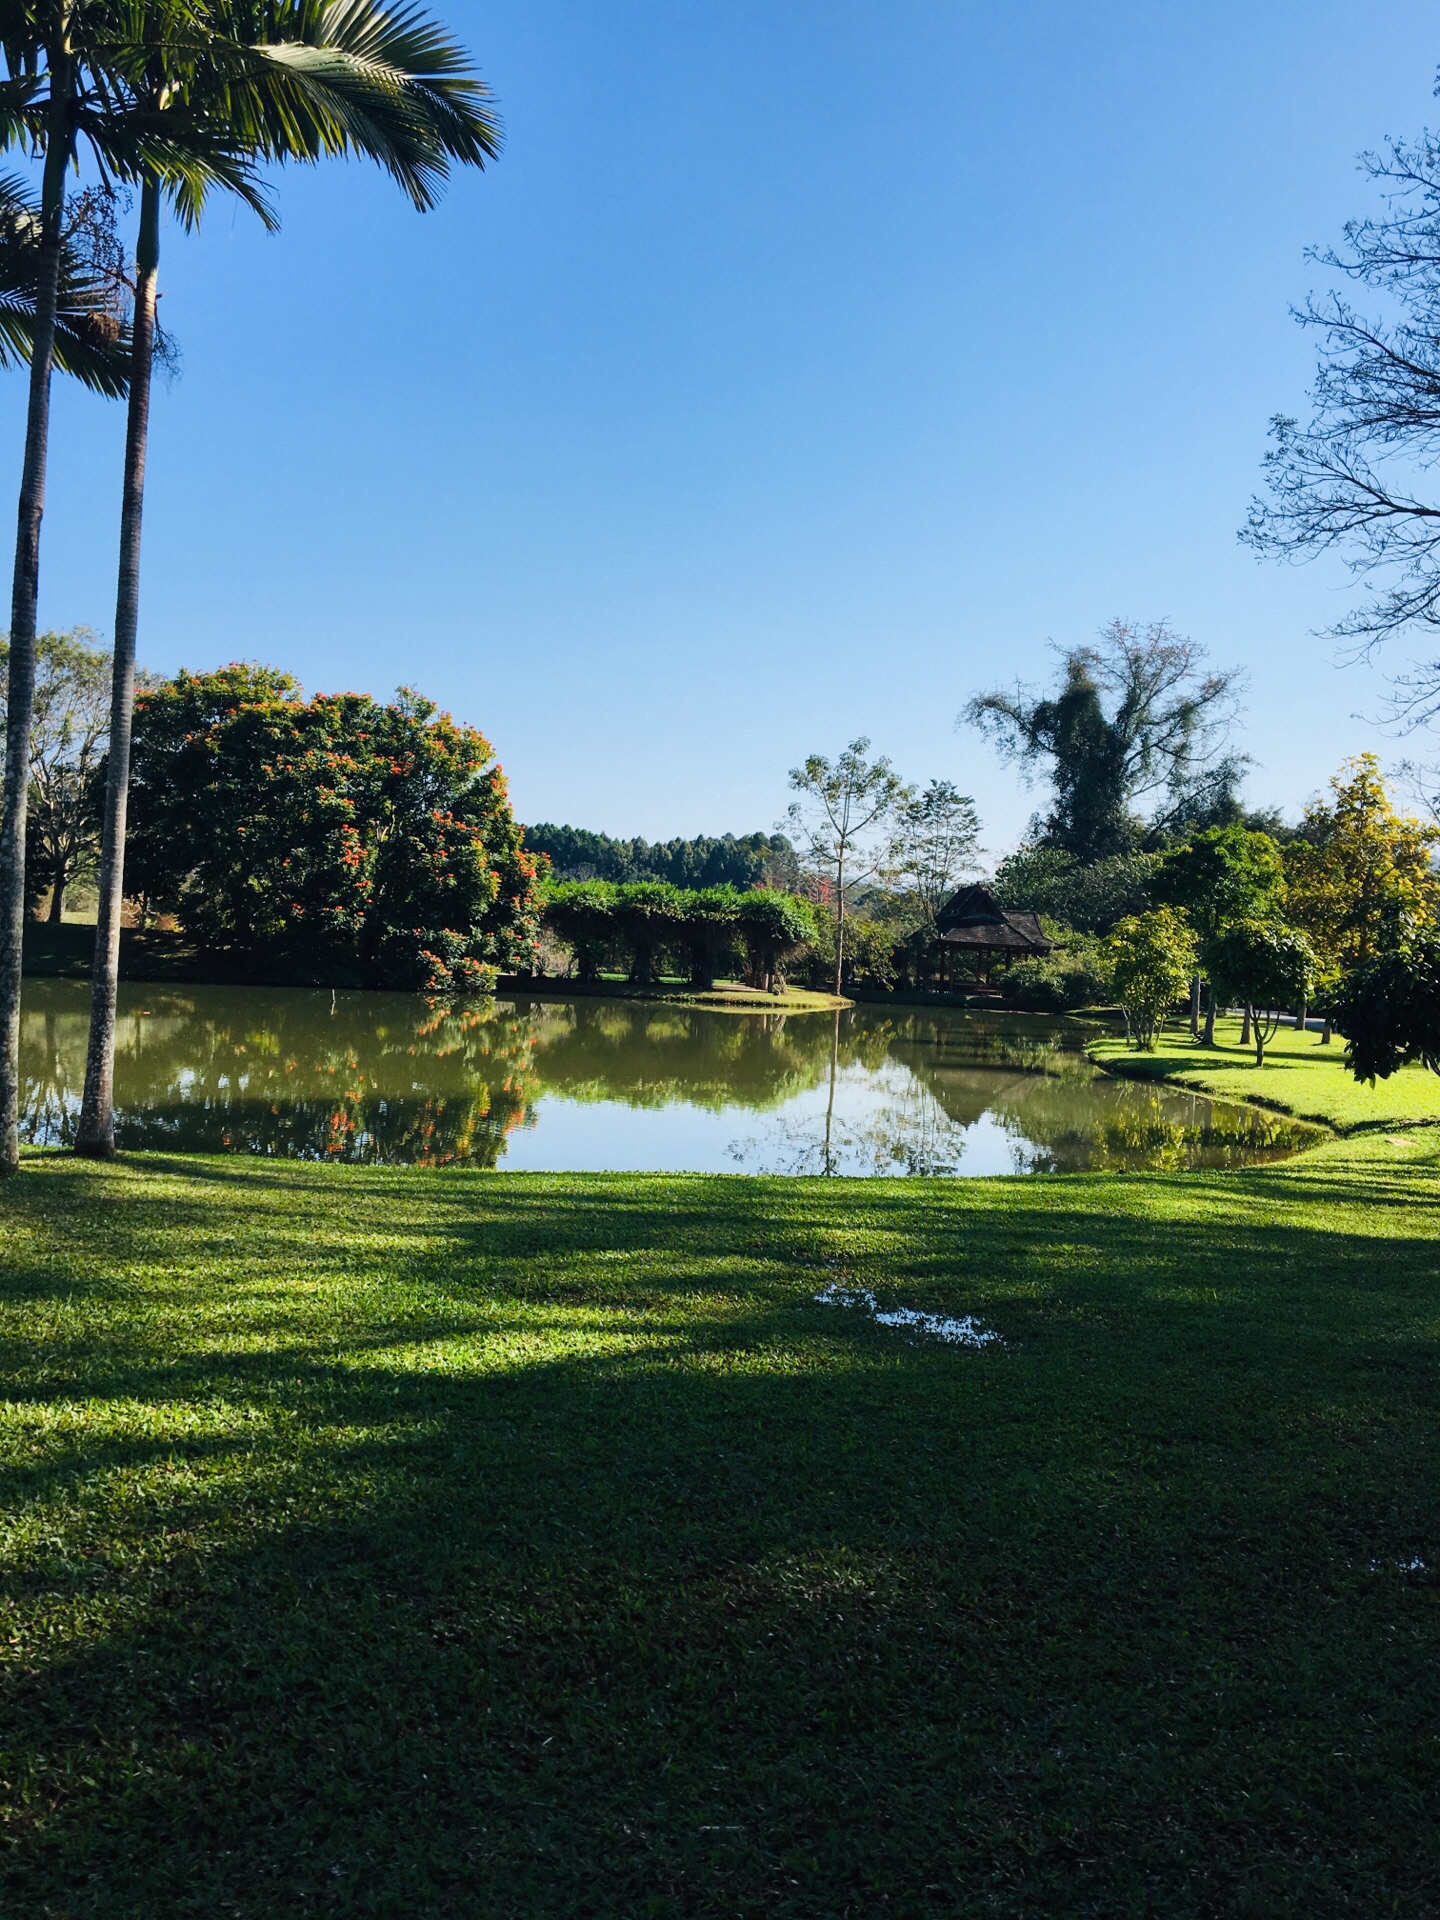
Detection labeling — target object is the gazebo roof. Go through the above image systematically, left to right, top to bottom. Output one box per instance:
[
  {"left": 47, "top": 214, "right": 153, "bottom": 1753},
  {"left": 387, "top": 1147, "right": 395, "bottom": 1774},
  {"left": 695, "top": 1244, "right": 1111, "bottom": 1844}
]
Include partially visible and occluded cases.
[{"left": 934, "top": 883, "right": 1055, "bottom": 955}]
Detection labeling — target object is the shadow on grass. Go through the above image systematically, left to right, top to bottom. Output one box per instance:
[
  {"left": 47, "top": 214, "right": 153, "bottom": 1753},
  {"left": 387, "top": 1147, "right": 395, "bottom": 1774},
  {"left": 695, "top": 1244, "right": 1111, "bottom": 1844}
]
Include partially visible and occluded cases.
[{"left": 1, "top": 1161, "right": 1438, "bottom": 1916}]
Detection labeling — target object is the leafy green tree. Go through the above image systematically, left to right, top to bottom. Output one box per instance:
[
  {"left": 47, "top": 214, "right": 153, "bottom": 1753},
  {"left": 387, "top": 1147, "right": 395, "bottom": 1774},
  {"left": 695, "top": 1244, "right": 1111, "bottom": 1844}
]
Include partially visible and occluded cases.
[
  {"left": 78, "top": 0, "right": 503, "bottom": 1158},
  {"left": 0, "top": 173, "right": 131, "bottom": 393},
  {"left": 964, "top": 620, "right": 1243, "bottom": 862},
  {"left": 1, "top": 628, "right": 113, "bottom": 920},
  {"left": 125, "top": 667, "right": 539, "bottom": 990},
  {"left": 785, "top": 738, "right": 910, "bottom": 997},
  {"left": 1285, "top": 757, "right": 1438, "bottom": 994},
  {"left": 886, "top": 779, "right": 982, "bottom": 931},
  {"left": 526, "top": 823, "right": 787, "bottom": 889},
  {"left": 1151, "top": 824, "right": 1285, "bottom": 1043},
  {"left": 992, "top": 843, "right": 1157, "bottom": 935},
  {"left": 1107, "top": 907, "right": 1199, "bottom": 1050},
  {"left": 1204, "top": 920, "right": 1316, "bottom": 1066},
  {"left": 1334, "top": 933, "right": 1440, "bottom": 1081}
]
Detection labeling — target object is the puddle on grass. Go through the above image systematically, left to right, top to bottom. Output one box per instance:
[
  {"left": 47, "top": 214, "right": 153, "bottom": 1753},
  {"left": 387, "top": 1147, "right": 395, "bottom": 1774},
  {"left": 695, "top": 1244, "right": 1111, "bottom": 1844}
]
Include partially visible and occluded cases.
[{"left": 814, "top": 1282, "right": 1002, "bottom": 1349}]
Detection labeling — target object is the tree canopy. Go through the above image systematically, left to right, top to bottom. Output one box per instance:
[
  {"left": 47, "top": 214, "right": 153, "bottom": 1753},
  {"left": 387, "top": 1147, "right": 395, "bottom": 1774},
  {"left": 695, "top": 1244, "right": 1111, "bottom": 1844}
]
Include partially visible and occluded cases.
[
  {"left": 1245, "top": 121, "right": 1440, "bottom": 720},
  {"left": 964, "top": 620, "right": 1244, "bottom": 863},
  {"left": 125, "top": 665, "right": 540, "bottom": 991},
  {"left": 1283, "top": 755, "right": 1438, "bottom": 980},
  {"left": 526, "top": 823, "right": 788, "bottom": 889},
  {"left": 1107, "top": 907, "right": 1199, "bottom": 1050},
  {"left": 1204, "top": 920, "right": 1316, "bottom": 1065},
  {"left": 1334, "top": 932, "right": 1440, "bottom": 1081}
]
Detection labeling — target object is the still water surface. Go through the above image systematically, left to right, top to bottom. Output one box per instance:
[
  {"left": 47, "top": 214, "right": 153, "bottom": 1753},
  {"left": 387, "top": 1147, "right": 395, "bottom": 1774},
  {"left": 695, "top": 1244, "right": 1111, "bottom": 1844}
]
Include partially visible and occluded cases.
[{"left": 20, "top": 981, "right": 1315, "bottom": 1175}]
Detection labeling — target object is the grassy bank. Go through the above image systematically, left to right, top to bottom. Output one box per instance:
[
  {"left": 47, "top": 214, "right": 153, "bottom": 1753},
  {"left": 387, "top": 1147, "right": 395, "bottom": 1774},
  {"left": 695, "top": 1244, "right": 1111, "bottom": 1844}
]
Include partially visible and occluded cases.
[
  {"left": 498, "top": 978, "right": 851, "bottom": 1012},
  {"left": 1091, "top": 1014, "right": 1440, "bottom": 1132},
  {"left": 2, "top": 1140, "right": 1438, "bottom": 1914}
]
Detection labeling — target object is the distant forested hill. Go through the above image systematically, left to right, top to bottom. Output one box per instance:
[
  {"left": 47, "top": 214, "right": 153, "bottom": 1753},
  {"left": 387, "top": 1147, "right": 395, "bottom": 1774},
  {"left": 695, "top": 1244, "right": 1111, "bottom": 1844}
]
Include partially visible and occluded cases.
[{"left": 524, "top": 824, "right": 793, "bottom": 890}]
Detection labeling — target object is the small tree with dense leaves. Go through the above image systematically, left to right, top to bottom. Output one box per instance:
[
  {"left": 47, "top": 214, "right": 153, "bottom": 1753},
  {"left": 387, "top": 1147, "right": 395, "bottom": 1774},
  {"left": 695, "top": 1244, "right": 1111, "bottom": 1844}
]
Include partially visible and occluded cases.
[
  {"left": 1151, "top": 824, "right": 1285, "bottom": 1042},
  {"left": 1107, "top": 907, "right": 1199, "bottom": 1050},
  {"left": 1204, "top": 920, "right": 1317, "bottom": 1066},
  {"left": 1333, "top": 934, "right": 1440, "bottom": 1081}
]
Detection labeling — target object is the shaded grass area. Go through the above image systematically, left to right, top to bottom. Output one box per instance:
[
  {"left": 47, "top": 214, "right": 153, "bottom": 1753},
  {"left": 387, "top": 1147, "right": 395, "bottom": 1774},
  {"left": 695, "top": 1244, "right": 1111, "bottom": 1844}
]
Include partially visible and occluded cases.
[
  {"left": 1091, "top": 1013, "right": 1440, "bottom": 1131},
  {"left": 1, "top": 1141, "right": 1439, "bottom": 1915}
]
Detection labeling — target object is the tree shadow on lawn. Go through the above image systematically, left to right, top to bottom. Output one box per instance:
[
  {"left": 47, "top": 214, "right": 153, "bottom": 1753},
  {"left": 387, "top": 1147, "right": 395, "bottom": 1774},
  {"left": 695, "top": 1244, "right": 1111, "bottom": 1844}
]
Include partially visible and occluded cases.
[{"left": 3, "top": 1170, "right": 1440, "bottom": 1915}]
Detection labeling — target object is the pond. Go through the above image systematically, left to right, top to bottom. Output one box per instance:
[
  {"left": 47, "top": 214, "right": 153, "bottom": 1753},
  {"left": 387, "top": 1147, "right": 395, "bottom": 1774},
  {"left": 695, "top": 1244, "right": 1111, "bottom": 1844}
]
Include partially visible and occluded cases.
[{"left": 19, "top": 981, "right": 1318, "bottom": 1176}]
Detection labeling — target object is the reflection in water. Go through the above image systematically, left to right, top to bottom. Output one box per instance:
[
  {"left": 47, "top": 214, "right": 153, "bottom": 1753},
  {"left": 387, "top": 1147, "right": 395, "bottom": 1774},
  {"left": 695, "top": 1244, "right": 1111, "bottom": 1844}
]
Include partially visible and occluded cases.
[{"left": 19, "top": 982, "right": 1319, "bottom": 1175}]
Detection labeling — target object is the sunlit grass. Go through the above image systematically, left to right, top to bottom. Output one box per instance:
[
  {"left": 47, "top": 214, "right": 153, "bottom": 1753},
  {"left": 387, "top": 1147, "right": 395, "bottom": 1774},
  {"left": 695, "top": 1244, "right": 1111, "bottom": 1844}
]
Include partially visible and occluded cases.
[
  {"left": 1090, "top": 1012, "right": 1440, "bottom": 1130},
  {"left": 1, "top": 1138, "right": 1438, "bottom": 1914}
]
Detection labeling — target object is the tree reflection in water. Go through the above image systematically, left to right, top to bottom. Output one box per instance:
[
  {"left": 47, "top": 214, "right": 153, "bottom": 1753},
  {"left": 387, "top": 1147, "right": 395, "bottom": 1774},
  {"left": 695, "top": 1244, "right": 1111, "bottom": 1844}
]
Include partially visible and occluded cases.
[{"left": 19, "top": 985, "right": 1319, "bottom": 1173}]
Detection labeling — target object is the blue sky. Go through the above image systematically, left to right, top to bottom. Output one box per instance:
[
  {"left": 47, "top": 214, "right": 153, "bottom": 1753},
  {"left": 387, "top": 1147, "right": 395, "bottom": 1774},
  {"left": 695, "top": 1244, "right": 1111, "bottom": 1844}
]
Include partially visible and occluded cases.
[{"left": 11, "top": 1, "right": 1440, "bottom": 848}]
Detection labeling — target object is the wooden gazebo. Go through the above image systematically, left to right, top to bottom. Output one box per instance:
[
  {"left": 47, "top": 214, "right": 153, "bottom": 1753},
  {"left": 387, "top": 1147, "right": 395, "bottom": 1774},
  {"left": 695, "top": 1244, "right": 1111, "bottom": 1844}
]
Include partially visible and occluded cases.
[{"left": 934, "top": 883, "right": 1054, "bottom": 985}]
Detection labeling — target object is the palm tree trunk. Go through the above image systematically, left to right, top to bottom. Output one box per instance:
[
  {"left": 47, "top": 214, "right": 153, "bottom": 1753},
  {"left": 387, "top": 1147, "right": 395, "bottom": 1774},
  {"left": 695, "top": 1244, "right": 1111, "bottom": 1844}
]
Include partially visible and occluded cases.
[
  {"left": 0, "top": 114, "right": 71, "bottom": 1178},
  {"left": 75, "top": 178, "right": 159, "bottom": 1159},
  {"left": 46, "top": 854, "right": 66, "bottom": 923},
  {"left": 1189, "top": 971, "right": 1200, "bottom": 1039},
  {"left": 1201, "top": 978, "right": 1216, "bottom": 1047}
]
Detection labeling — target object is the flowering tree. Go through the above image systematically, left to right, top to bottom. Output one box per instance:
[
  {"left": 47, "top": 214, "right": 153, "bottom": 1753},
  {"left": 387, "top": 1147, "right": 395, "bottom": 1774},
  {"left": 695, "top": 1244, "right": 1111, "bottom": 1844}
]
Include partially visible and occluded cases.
[{"left": 126, "top": 667, "right": 539, "bottom": 991}]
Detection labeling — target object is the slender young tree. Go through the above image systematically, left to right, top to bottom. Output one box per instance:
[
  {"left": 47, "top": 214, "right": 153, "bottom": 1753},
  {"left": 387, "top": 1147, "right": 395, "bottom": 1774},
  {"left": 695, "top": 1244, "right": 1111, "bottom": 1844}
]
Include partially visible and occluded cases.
[
  {"left": 74, "top": 0, "right": 502, "bottom": 1156},
  {"left": 785, "top": 739, "right": 910, "bottom": 996}
]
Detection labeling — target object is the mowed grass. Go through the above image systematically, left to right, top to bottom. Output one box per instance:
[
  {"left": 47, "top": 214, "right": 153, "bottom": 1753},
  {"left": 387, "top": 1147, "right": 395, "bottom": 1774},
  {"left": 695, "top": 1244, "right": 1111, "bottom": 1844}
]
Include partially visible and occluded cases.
[
  {"left": 1090, "top": 1013, "right": 1440, "bottom": 1131},
  {"left": 1, "top": 1140, "right": 1438, "bottom": 1916}
]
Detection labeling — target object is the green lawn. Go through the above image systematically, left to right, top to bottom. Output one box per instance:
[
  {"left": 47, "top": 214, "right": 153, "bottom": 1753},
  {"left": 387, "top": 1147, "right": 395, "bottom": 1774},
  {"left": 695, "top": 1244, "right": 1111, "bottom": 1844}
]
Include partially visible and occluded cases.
[
  {"left": 1091, "top": 1013, "right": 1440, "bottom": 1131},
  {"left": 2, "top": 1139, "right": 1438, "bottom": 1915}
]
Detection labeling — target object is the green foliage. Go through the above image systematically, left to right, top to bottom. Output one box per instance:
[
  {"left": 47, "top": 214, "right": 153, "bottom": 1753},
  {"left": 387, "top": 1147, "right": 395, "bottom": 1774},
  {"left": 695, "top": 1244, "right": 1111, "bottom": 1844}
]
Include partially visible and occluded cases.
[
  {"left": 966, "top": 621, "right": 1242, "bottom": 863},
  {"left": 0, "top": 628, "right": 114, "bottom": 919},
  {"left": 125, "top": 667, "right": 540, "bottom": 992},
  {"left": 1284, "top": 756, "right": 1440, "bottom": 985},
  {"left": 886, "top": 780, "right": 982, "bottom": 929},
  {"left": 526, "top": 823, "right": 789, "bottom": 889},
  {"left": 1150, "top": 824, "right": 1284, "bottom": 937},
  {"left": 992, "top": 844, "right": 1157, "bottom": 934},
  {"left": 544, "top": 881, "right": 620, "bottom": 980},
  {"left": 613, "top": 881, "right": 687, "bottom": 986},
  {"left": 541, "top": 884, "right": 820, "bottom": 993},
  {"left": 735, "top": 889, "right": 821, "bottom": 991},
  {"left": 1107, "top": 907, "right": 1199, "bottom": 1049},
  {"left": 1203, "top": 920, "right": 1316, "bottom": 1064},
  {"left": 1334, "top": 933, "right": 1440, "bottom": 1082},
  {"left": 1005, "top": 938, "right": 1115, "bottom": 1013}
]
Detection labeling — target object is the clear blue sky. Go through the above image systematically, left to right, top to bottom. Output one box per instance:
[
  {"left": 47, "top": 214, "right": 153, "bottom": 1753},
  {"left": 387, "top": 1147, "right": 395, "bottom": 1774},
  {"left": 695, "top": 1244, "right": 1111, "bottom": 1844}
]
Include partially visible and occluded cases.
[{"left": 10, "top": 1, "right": 1440, "bottom": 848}]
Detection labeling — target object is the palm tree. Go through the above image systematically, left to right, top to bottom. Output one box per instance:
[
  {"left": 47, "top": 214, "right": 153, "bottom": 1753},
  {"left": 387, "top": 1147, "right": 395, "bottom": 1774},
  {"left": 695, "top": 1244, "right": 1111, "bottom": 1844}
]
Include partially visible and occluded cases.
[
  {"left": 0, "top": 0, "right": 178, "bottom": 1174},
  {"left": 72, "top": 0, "right": 500, "bottom": 1156},
  {"left": 0, "top": 170, "right": 132, "bottom": 394}
]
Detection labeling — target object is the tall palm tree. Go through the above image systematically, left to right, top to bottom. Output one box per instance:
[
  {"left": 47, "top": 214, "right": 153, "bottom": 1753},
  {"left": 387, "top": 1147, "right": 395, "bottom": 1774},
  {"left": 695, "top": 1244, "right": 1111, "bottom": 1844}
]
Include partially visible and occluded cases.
[
  {"left": 0, "top": 0, "right": 190, "bottom": 1175},
  {"left": 73, "top": 0, "right": 500, "bottom": 1156},
  {"left": 0, "top": 170, "right": 132, "bottom": 393}
]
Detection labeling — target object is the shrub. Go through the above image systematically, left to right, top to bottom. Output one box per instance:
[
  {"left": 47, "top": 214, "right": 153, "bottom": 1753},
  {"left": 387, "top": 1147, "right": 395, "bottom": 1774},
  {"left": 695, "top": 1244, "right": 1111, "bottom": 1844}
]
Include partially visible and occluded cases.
[
  {"left": 1107, "top": 908, "right": 1199, "bottom": 1049},
  {"left": 1005, "top": 939, "right": 1115, "bottom": 1013}
]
